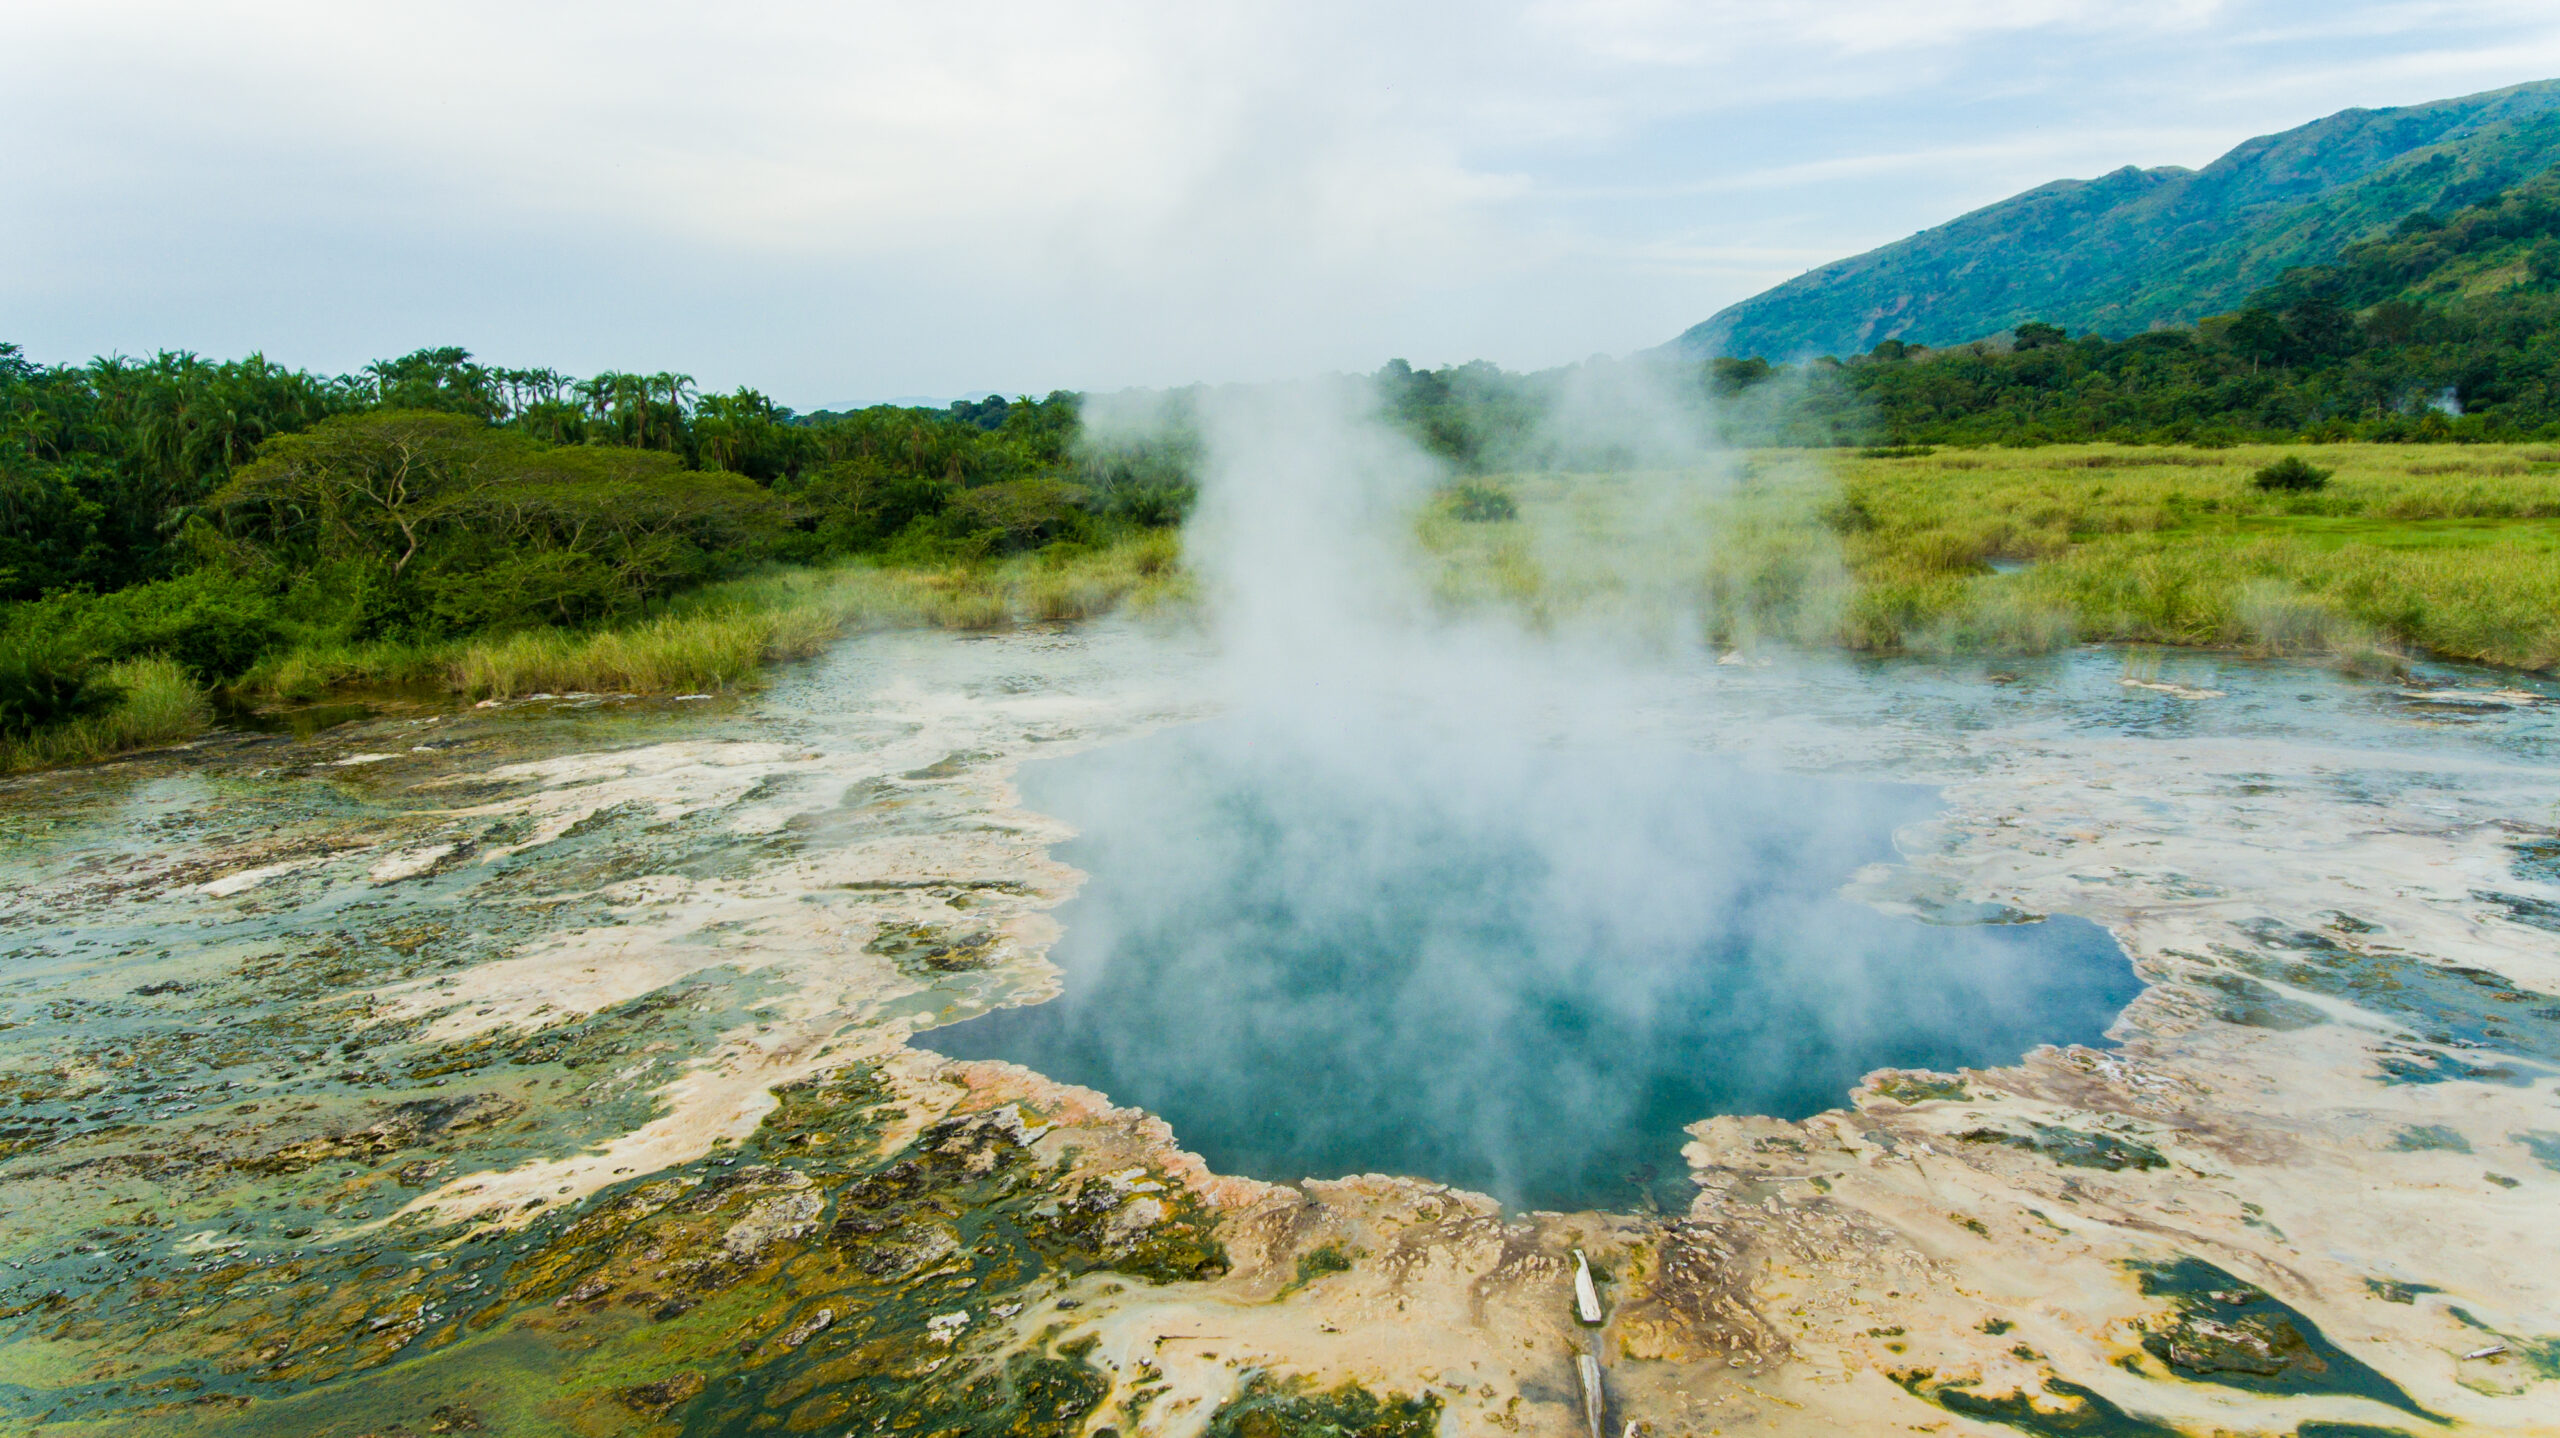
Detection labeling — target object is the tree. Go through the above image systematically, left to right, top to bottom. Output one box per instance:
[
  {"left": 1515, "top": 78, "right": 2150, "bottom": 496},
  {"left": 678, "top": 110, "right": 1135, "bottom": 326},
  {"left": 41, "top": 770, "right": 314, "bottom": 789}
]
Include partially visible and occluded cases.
[{"left": 214, "top": 410, "right": 502, "bottom": 576}]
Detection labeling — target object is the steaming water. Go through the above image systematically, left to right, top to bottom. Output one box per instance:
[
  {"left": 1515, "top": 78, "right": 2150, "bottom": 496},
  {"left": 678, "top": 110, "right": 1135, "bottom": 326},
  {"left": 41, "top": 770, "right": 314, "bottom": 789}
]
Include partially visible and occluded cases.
[{"left": 930, "top": 714, "right": 2140, "bottom": 1212}]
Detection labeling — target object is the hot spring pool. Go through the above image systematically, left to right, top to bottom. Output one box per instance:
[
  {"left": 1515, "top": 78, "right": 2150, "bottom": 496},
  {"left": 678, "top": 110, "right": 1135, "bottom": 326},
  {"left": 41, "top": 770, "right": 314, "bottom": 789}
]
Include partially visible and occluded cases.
[{"left": 930, "top": 717, "right": 2139, "bottom": 1212}]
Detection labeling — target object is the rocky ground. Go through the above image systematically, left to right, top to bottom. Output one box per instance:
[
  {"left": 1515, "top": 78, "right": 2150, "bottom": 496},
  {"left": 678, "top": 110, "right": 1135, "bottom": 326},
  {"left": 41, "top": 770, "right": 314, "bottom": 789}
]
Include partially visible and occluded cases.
[{"left": 0, "top": 624, "right": 2552, "bottom": 1437}]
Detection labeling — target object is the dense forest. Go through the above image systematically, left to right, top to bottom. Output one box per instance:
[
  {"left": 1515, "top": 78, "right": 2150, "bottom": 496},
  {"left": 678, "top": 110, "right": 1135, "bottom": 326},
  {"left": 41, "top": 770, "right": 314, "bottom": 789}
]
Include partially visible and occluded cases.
[{"left": 0, "top": 346, "right": 1196, "bottom": 737}]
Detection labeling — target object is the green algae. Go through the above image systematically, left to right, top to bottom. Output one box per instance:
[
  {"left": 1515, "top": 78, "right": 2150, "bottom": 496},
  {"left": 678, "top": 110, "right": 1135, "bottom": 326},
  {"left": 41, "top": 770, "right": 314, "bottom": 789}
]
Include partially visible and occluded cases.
[
  {"left": 2505, "top": 836, "right": 2560, "bottom": 884},
  {"left": 2472, "top": 889, "right": 2560, "bottom": 935},
  {"left": 2216, "top": 919, "right": 2560, "bottom": 1075},
  {"left": 867, "top": 923, "right": 1003, "bottom": 975},
  {"left": 2192, "top": 971, "right": 2327, "bottom": 1031},
  {"left": 2372, "top": 1048, "right": 2531, "bottom": 1087},
  {"left": 1, "top": 1063, "right": 1219, "bottom": 1435},
  {"left": 1874, "top": 1073, "right": 1971, "bottom": 1103},
  {"left": 1956, "top": 1123, "right": 2168, "bottom": 1172},
  {"left": 2386, "top": 1126, "right": 2471, "bottom": 1154},
  {"left": 2511, "top": 1129, "right": 2560, "bottom": 1172},
  {"left": 1290, "top": 1243, "right": 1353, "bottom": 1289},
  {"left": 2127, "top": 1257, "right": 2441, "bottom": 1424},
  {"left": 2361, "top": 1280, "right": 2440, "bottom": 1306},
  {"left": 2448, "top": 1307, "right": 2560, "bottom": 1382},
  {"left": 1891, "top": 1370, "right": 2183, "bottom": 1438},
  {"left": 1202, "top": 1374, "right": 1441, "bottom": 1438}
]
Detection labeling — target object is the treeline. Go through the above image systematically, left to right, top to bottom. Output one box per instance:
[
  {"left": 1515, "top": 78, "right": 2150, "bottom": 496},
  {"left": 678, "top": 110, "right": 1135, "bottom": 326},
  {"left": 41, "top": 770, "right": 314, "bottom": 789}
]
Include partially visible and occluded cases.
[
  {"left": 1738, "top": 164, "right": 2560, "bottom": 447},
  {"left": 1369, "top": 166, "right": 2560, "bottom": 462},
  {"left": 0, "top": 344, "right": 1193, "bottom": 735}
]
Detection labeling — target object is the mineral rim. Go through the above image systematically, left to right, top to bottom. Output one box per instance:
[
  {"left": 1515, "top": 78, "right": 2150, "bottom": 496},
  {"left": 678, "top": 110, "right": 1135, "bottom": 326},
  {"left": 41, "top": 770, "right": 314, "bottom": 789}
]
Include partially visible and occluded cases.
[{"left": 0, "top": 623, "right": 2553, "bottom": 1437}]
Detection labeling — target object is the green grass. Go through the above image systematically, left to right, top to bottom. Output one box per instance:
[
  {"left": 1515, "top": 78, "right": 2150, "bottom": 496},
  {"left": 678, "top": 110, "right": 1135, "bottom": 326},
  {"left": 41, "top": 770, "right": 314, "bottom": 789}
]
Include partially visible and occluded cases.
[
  {"left": 1425, "top": 442, "right": 2560, "bottom": 672},
  {"left": 224, "top": 529, "right": 1192, "bottom": 705},
  {"left": 444, "top": 530, "right": 1186, "bottom": 699},
  {"left": 6, "top": 531, "right": 1187, "bottom": 772},
  {"left": 0, "top": 657, "right": 211, "bottom": 774}
]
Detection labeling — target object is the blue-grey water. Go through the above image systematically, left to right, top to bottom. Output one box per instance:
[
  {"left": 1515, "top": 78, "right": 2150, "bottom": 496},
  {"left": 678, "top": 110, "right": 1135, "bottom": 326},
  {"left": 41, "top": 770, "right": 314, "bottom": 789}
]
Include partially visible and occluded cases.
[{"left": 930, "top": 716, "right": 2140, "bottom": 1212}]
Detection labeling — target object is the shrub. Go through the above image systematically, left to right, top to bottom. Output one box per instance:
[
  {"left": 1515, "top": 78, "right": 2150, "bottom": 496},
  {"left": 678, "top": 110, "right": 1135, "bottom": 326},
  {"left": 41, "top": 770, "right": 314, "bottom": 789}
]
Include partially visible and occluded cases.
[
  {"left": 2252, "top": 455, "right": 2332, "bottom": 491},
  {"left": 1444, "top": 480, "right": 1519, "bottom": 522},
  {"left": 0, "top": 643, "right": 119, "bottom": 737},
  {"left": 0, "top": 656, "right": 208, "bottom": 771}
]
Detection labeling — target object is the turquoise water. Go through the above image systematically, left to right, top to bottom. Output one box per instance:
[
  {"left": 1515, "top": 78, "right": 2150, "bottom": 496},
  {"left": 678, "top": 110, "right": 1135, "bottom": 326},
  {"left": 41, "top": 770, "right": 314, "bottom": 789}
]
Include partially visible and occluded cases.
[{"left": 930, "top": 717, "right": 2140, "bottom": 1212}]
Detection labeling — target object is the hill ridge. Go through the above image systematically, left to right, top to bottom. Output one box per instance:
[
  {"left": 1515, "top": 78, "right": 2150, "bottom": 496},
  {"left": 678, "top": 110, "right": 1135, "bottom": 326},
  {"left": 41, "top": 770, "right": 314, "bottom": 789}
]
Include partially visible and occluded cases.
[{"left": 1666, "top": 78, "right": 2560, "bottom": 360}]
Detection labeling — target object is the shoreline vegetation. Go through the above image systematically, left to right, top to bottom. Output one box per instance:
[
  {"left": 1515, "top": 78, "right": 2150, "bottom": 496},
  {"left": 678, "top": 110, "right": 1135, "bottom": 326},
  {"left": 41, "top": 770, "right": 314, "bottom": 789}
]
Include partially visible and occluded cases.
[
  {"left": 19, "top": 153, "right": 2560, "bottom": 776},
  {"left": 0, "top": 345, "right": 1199, "bottom": 774},
  {"left": 14, "top": 439, "right": 2560, "bottom": 775},
  {"left": 1417, "top": 442, "right": 2560, "bottom": 675},
  {"left": 251, "top": 528, "right": 1187, "bottom": 704},
  {"left": 0, "top": 534, "right": 1185, "bottom": 773}
]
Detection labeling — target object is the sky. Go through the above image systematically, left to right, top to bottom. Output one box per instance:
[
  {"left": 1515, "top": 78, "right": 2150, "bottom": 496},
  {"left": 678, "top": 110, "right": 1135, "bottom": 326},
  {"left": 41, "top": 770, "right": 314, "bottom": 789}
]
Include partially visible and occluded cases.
[{"left": 8, "top": 1, "right": 2560, "bottom": 408}]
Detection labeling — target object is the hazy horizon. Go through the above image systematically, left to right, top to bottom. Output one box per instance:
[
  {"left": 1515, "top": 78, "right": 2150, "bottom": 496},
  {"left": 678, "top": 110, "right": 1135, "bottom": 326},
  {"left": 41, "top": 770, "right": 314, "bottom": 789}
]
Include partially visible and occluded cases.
[{"left": 10, "top": 2, "right": 2560, "bottom": 407}]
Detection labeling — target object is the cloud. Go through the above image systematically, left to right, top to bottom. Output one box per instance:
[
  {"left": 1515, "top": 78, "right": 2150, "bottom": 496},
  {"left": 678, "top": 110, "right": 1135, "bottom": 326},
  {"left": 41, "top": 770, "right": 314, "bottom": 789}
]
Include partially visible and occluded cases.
[{"left": 6, "top": 1, "right": 2559, "bottom": 400}]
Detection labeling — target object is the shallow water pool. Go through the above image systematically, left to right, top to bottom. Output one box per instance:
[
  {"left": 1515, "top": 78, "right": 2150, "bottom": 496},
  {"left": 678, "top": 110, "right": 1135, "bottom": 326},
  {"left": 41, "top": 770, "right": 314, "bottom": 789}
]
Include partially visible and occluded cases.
[{"left": 930, "top": 715, "right": 2140, "bottom": 1211}]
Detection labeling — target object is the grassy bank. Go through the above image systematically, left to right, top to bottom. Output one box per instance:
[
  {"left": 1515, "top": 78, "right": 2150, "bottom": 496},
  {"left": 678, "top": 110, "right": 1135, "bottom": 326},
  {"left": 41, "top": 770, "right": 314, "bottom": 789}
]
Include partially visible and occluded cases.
[
  {"left": 1432, "top": 442, "right": 2560, "bottom": 671},
  {"left": 241, "top": 528, "right": 1187, "bottom": 703},
  {"left": 438, "top": 531, "right": 1186, "bottom": 699},
  {"left": 2, "top": 532, "right": 1184, "bottom": 773},
  {"left": 0, "top": 657, "right": 212, "bottom": 773}
]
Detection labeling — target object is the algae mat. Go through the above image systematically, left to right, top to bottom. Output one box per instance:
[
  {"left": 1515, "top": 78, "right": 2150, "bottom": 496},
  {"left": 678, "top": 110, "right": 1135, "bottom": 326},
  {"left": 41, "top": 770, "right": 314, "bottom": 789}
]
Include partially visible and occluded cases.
[{"left": 0, "top": 625, "right": 2554, "bottom": 1437}]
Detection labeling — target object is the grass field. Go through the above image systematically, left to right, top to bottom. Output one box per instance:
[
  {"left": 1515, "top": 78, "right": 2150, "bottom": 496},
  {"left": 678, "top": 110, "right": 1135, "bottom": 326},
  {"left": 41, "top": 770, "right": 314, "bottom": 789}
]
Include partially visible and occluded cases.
[
  {"left": 1426, "top": 442, "right": 2560, "bottom": 671},
  {"left": 22, "top": 445, "right": 2560, "bottom": 776},
  {"left": 240, "top": 529, "right": 1190, "bottom": 704},
  {"left": 2, "top": 532, "right": 1186, "bottom": 773}
]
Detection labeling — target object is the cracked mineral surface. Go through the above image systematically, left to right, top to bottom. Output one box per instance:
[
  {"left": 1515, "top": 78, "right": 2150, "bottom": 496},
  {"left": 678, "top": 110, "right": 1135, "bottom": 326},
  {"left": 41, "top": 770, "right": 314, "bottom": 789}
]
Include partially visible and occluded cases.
[{"left": 0, "top": 623, "right": 2554, "bottom": 1437}]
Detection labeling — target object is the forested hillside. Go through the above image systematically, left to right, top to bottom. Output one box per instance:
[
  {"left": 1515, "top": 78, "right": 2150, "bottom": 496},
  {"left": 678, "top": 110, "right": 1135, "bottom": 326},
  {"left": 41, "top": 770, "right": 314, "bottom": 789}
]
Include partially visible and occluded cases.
[
  {"left": 1666, "top": 78, "right": 2560, "bottom": 361},
  {"left": 1363, "top": 167, "right": 2560, "bottom": 461}
]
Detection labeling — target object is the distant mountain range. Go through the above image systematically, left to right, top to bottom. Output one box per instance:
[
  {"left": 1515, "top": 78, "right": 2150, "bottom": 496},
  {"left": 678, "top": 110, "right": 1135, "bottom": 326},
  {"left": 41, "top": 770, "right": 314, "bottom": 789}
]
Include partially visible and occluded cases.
[{"left": 1666, "top": 79, "right": 2560, "bottom": 361}]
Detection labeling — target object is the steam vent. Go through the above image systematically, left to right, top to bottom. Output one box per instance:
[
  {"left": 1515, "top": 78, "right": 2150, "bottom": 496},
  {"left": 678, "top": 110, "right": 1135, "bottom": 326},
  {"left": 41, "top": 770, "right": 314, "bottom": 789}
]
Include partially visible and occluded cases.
[{"left": 5, "top": 617, "right": 2555, "bottom": 1438}]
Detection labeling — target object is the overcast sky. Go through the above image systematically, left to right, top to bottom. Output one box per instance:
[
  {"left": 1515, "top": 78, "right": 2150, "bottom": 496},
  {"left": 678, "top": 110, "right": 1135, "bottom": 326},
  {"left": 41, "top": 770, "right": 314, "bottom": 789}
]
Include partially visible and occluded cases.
[{"left": 8, "top": 2, "right": 2560, "bottom": 407}]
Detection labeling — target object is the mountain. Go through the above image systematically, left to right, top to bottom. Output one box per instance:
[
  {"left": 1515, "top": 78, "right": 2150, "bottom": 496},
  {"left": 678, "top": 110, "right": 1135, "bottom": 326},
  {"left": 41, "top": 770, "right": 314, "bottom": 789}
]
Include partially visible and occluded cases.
[{"left": 1667, "top": 79, "right": 2560, "bottom": 361}]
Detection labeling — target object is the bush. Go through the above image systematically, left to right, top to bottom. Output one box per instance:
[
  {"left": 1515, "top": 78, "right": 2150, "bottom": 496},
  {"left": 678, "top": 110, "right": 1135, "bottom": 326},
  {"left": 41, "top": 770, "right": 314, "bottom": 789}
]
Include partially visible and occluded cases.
[
  {"left": 2252, "top": 455, "right": 2332, "bottom": 491},
  {"left": 940, "top": 477, "right": 1094, "bottom": 554},
  {"left": 1444, "top": 480, "right": 1519, "bottom": 522},
  {"left": 20, "top": 570, "right": 286, "bottom": 679},
  {"left": 0, "top": 643, "right": 119, "bottom": 737},
  {"left": 0, "top": 656, "right": 208, "bottom": 771}
]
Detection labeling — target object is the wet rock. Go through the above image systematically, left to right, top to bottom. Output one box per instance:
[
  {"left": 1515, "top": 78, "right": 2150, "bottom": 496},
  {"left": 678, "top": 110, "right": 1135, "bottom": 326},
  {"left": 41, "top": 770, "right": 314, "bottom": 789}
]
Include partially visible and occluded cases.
[
  {"left": 864, "top": 921, "right": 1000, "bottom": 973},
  {"left": 235, "top": 1093, "right": 524, "bottom": 1175},
  {"left": 1955, "top": 1122, "right": 2167, "bottom": 1172},
  {"left": 720, "top": 1185, "right": 825, "bottom": 1263},
  {"left": 2128, "top": 1257, "right": 2438, "bottom": 1421},
  {"left": 778, "top": 1306, "right": 834, "bottom": 1349},
  {"left": 617, "top": 1370, "right": 706, "bottom": 1415}
]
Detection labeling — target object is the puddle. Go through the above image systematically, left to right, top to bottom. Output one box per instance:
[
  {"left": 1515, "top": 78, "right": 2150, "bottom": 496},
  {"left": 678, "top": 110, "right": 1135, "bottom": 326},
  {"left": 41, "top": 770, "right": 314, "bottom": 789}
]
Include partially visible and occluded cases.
[{"left": 930, "top": 717, "right": 2140, "bottom": 1212}]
